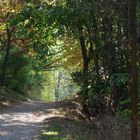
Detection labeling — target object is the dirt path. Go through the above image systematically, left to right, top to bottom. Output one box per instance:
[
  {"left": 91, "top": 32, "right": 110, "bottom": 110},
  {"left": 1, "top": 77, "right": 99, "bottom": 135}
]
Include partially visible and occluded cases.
[
  {"left": 0, "top": 100, "right": 133, "bottom": 140},
  {"left": 0, "top": 100, "right": 95, "bottom": 140},
  {"left": 0, "top": 101, "right": 58, "bottom": 140}
]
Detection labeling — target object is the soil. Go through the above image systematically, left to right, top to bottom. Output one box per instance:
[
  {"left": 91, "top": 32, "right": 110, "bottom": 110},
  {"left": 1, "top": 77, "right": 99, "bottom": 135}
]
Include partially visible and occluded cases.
[{"left": 0, "top": 101, "right": 58, "bottom": 140}]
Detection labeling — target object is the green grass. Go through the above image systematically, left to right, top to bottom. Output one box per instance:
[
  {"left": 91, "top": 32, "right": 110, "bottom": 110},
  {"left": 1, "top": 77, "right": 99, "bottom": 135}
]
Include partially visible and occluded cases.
[
  {"left": 39, "top": 116, "right": 97, "bottom": 140},
  {"left": 40, "top": 119, "right": 68, "bottom": 140}
]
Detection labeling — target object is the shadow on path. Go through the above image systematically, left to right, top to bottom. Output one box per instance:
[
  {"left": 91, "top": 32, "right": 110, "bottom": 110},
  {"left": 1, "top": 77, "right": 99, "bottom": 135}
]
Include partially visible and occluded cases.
[{"left": 0, "top": 101, "right": 61, "bottom": 140}]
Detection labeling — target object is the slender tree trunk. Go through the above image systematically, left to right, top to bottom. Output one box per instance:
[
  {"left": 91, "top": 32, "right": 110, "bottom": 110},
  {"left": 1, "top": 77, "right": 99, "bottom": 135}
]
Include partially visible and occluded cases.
[
  {"left": 130, "top": 0, "right": 138, "bottom": 139},
  {"left": 78, "top": 26, "right": 89, "bottom": 89},
  {"left": 78, "top": 26, "right": 91, "bottom": 119},
  {"left": 78, "top": 26, "right": 89, "bottom": 71},
  {"left": 1, "top": 27, "right": 11, "bottom": 87},
  {"left": 55, "top": 72, "right": 62, "bottom": 101}
]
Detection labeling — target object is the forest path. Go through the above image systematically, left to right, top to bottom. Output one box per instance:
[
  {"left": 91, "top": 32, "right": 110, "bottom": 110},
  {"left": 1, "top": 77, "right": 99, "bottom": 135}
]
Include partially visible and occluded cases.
[
  {"left": 0, "top": 100, "right": 133, "bottom": 140},
  {"left": 0, "top": 100, "right": 98, "bottom": 140},
  {"left": 0, "top": 101, "right": 62, "bottom": 140}
]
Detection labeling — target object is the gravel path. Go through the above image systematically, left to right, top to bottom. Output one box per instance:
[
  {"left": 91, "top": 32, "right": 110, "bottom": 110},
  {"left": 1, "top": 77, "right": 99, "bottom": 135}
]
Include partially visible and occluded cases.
[{"left": 0, "top": 101, "right": 56, "bottom": 140}]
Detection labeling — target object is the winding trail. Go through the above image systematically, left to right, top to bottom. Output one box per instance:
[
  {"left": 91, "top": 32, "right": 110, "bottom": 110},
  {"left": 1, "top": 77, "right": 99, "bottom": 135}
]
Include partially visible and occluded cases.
[{"left": 0, "top": 101, "right": 56, "bottom": 140}]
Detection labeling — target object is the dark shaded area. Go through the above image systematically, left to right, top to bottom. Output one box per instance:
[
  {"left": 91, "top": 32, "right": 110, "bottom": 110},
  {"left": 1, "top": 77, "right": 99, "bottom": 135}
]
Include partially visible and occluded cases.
[
  {"left": 39, "top": 100, "right": 140, "bottom": 140},
  {"left": 39, "top": 117, "right": 97, "bottom": 140}
]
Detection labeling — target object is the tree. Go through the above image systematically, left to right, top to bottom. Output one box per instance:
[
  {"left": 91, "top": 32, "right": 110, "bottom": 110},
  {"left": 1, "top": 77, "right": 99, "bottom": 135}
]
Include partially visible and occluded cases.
[
  {"left": 0, "top": 0, "right": 23, "bottom": 87},
  {"left": 130, "top": 0, "right": 138, "bottom": 139}
]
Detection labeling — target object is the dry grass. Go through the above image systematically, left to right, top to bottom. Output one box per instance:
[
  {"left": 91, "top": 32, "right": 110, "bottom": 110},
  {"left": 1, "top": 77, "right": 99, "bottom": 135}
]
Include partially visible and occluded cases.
[{"left": 39, "top": 100, "right": 140, "bottom": 140}]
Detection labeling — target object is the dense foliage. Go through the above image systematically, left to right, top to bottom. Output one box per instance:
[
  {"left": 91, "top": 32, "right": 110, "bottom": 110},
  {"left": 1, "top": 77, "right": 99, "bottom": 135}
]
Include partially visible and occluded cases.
[{"left": 0, "top": 0, "right": 140, "bottom": 139}]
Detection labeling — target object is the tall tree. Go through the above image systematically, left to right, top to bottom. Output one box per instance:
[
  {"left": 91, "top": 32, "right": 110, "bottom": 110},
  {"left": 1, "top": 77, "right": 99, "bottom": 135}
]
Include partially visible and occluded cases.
[
  {"left": 0, "top": 0, "right": 22, "bottom": 87},
  {"left": 130, "top": 0, "right": 138, "bottom": 139},
  {"left": 1, "top": 26, "right": 12, "bottom": 87}
]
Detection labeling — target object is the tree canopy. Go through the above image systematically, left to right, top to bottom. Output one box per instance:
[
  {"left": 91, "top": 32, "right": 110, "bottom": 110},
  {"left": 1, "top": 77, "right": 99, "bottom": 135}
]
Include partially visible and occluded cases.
[{"left": 0, "top": 0, "right": 140, "bottom": 140}]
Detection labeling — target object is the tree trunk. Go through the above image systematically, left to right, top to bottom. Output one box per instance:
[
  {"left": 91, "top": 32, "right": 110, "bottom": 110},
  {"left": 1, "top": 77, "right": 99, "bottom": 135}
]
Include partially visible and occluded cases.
[
  {"left": 130, "top": 0, "right": 138, "bottom": 139},
  {"left": 78, "top": 26, "right": 89, "bottom": 89},
  {"left": 78, "top": 26, "right": 91, "bottom": 119},
  {"left": 1, "top": 27, "right": 11, "bottom": 87},
  {"left": 55, "top": 72, "right": 62, "bottom": 101}
]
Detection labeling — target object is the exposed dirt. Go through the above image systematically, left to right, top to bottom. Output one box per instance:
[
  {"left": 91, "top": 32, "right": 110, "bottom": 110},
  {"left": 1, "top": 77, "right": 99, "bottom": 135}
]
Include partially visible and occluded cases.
[
  {"left": 0, "top": 100, "right": 138, "bottom": 140},
  {"left": 0, "top": 100, "right": 87, "bottom": 140},
  {"left": 0, "top": 101, "right": 63, "bottom": 140}
]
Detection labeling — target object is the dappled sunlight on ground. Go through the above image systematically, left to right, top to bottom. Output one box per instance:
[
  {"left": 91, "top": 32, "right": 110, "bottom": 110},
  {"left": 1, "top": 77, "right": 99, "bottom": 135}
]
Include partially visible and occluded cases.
[
  {"left": 0, "top": 101, "right": 52, "bottom": 140},
  {"left": 0, "top": 101, "right": 137, "bottom": 140},
  {"left": 0, "top": 101, "right": 83, "bottom": 140},
  {"left": 39, "top": 101, "right": 97, "bottom": 140},
  {"left": 0, "top": 112, "right": 46, "bottom": 124},
  {"left": 40, "top": 117, "right": 96, "bottom": 140},
  {"left": 0, "top": 131, "right": 11, "bottom": 136}
]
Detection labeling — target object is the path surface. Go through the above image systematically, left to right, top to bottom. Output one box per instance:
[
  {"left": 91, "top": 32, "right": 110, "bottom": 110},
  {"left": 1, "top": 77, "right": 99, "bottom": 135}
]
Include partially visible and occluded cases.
[
  {"left": 0, "top": 101, "right": 57, "bottom": 140},
  {"left": 0, "top": 101, "right": 135, "bottom": 140}
]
